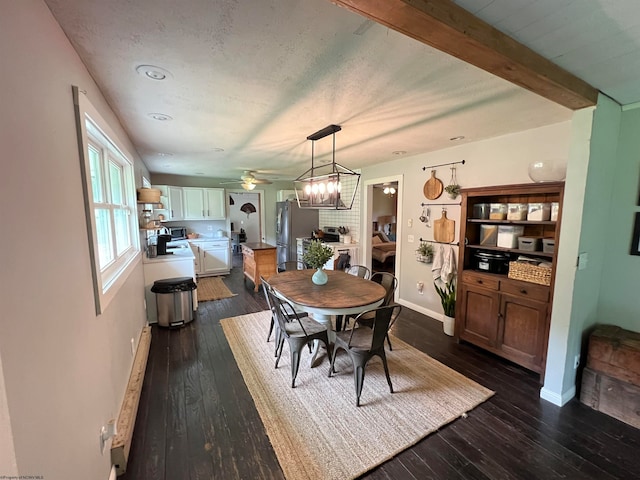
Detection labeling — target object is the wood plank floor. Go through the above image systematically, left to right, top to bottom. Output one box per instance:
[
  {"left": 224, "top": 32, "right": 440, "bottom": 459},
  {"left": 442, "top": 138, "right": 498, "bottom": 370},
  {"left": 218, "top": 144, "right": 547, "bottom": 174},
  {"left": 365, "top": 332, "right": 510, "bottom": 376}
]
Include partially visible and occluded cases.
[{"left": 122, "top": 256, "right": 640, "bottom": 479}]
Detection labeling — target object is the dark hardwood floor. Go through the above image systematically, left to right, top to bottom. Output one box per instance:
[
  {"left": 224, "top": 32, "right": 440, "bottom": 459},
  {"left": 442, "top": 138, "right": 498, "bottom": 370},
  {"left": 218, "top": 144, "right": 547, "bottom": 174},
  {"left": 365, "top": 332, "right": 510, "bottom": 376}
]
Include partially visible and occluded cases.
[{"left": 122, "top": 255, "right": 640, "bottom": 479}]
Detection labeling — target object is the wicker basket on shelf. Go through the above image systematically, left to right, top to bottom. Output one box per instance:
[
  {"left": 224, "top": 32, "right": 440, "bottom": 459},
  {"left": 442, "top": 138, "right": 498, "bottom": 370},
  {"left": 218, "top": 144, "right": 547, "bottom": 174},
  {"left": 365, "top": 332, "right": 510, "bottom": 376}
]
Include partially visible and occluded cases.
[{"left": 508, "top": 261, "right": 552, "bottom": 286}]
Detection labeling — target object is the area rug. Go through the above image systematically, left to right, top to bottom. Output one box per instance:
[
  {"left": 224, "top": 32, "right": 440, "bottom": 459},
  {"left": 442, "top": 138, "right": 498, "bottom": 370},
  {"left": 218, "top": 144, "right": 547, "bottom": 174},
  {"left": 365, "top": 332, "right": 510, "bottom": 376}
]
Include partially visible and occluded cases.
[
  {"left": 196, "top": 277, "right": 236, "bottom": 302},
  {"left": 221, "top": 311, "right": 494, "bottom": 480}
]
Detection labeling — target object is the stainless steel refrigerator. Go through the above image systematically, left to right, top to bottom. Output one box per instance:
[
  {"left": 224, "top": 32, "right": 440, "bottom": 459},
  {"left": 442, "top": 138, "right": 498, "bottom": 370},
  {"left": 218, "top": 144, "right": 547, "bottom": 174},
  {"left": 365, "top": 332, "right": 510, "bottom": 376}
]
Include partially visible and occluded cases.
[{"left": 275, "top": 201, "right": 319, "bottom": 265}]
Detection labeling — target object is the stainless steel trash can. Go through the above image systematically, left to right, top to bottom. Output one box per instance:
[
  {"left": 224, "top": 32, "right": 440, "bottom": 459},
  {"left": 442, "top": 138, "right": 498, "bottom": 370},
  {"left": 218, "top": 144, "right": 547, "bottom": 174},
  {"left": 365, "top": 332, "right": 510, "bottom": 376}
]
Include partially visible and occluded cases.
[{"left": 151, "top": 277, "right": 197, "bottom": 327}]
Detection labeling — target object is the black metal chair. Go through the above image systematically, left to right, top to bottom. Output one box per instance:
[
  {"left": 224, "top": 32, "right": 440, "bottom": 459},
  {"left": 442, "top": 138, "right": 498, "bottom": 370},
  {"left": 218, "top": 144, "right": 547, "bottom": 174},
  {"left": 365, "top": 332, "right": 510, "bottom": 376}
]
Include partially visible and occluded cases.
[
  {"left": 278, "top": 261, "right": 307, "bottom": 272},
  {"left": 345, "top": 264, "right": 371, "bottom": 279},
  {"left": 335, "top": 265, "right": 373, "bottom": 331},
  {"left": 342, "top": 272, "right": 398, "bottom": 351},
  {"left": 260, "top": 276, "right": 307, "bottom": 353},
  {"left": 271, "top": 294, "right": 332, "bottom": 388},
  {"left": 330, "top": 304, "right": 402, "bottom": 406}
]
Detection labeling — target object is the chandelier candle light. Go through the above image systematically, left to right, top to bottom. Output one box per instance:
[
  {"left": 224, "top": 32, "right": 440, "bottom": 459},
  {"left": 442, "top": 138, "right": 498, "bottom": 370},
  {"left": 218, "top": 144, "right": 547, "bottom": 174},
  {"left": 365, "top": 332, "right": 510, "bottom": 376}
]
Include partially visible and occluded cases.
[{"left": 294, "top": 125, "right": 360, "bottom": 210}]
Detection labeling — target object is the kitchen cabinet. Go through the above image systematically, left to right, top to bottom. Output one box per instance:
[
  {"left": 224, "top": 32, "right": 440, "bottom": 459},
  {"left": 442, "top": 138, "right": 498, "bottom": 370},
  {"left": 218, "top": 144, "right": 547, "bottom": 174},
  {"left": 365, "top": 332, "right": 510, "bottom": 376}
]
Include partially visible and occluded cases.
[
  {"left": 456, "top": 182, "right": 563, "bottom": 376},
  {"left": 152, "top": 185, "right": 184, "bottom": 221},
  {"left": 183, "top": 187, "right": 226, "bottom": 220},
  {"left": 189, "top": 239, "right": 230, "bottom": 276},
  {"left": 242, "top": 243, "right": 277, "bottom": 292},
  {"left": 458, "top": 271, "right": 549, "bottom": 372}
]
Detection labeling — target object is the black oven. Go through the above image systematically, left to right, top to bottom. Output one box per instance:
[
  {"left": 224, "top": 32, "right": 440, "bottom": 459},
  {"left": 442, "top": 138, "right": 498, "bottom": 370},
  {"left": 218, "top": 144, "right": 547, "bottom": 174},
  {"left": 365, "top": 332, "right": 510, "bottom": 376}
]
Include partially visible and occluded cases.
[{"left": 168, "top": 226, "right": 187, "bottom": 240}]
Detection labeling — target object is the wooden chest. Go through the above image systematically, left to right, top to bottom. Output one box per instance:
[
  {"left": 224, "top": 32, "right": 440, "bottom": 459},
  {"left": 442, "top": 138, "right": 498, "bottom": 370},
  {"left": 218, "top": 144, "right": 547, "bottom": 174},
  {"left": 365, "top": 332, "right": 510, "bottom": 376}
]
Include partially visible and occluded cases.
[{"left": 580, "top": 325, "right": 640, "bottom": 429}]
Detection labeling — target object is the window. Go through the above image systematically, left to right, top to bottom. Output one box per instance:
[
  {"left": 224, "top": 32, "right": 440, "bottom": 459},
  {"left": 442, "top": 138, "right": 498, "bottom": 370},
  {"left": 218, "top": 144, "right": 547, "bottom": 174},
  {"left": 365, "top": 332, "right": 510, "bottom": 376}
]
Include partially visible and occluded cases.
[{"left": 74, "top": 87, "right": 140, "bottom": 314}]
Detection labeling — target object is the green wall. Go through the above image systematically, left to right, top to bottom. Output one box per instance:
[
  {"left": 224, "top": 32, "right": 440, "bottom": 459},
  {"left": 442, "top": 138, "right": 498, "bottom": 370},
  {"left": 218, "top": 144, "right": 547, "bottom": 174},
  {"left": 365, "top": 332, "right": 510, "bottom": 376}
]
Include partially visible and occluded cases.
[{"left": 597, "top": 106, "right": 640, "bottom": 324}]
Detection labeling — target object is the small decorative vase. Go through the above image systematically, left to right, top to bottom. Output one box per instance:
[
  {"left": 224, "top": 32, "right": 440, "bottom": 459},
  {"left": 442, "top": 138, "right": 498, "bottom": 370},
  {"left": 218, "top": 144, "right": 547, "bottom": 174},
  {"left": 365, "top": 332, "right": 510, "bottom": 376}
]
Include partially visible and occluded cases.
[{"left": 312, "top": 268, "right": 328, "bottom": 285}]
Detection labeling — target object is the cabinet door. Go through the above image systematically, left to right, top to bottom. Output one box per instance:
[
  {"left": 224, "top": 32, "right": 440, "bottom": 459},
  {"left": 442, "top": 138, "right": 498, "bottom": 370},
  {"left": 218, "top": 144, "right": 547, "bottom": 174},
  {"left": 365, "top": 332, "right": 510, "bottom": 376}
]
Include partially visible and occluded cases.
[
  {"left": 168, "top": 186, "right": 184, "bottom": 220},
  {"left": 183, "top": 188, "right": 205, "bottom": 220},
  {"left": 205, "top": 188, "right": 226, "bottom": 220},
  {"left": 189, "top": 243, "right": 201, "bottom": 274},
  {"left": 202, "top": 246, "right": 230, "bottom": 274},
  {"left": 458, "top": 282, "right": 500, "bottom": 348},
  {"left": 498, "top": 293, "right": 548, "bottom": 372}
]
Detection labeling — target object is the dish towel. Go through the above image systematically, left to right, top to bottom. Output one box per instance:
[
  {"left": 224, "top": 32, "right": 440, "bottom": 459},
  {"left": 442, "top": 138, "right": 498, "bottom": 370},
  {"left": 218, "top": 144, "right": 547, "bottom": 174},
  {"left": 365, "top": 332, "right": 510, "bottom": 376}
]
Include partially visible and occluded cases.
[
  {"left": 432, "top": 245, "right": 444, "bottom": 283},
  {"left": 440, "top": 245, "right": 457, "bottom": 285}
]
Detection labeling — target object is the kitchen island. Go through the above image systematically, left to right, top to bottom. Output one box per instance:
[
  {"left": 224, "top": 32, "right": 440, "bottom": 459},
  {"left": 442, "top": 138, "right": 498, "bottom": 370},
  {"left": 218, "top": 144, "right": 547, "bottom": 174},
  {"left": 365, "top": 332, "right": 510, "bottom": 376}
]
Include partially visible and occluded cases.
[
  {"left": 142, "top": 240, "right": 197, "bottom": 323},
  {"left": 241, "top": 242, "right": 277, "bottom": 292}
]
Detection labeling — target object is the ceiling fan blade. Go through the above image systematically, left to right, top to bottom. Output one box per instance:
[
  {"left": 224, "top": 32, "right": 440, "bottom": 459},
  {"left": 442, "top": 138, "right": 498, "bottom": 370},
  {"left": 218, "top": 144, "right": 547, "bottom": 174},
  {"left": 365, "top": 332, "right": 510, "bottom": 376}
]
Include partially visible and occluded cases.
[{"left": 251, "top": 178, "right": 272, "bottom": 184}]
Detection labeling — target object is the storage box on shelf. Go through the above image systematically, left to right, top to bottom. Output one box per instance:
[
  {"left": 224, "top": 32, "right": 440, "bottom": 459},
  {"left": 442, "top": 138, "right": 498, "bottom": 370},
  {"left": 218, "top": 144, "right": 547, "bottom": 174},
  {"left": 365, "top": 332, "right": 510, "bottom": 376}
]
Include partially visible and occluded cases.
[{"left": 456, "top": 182, "right": 564, "bottom": 377}]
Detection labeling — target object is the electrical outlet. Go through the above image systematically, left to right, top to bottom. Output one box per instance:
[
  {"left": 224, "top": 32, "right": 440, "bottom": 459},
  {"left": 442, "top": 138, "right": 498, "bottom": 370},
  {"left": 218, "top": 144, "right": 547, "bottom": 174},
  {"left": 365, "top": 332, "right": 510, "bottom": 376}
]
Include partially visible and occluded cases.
[
  {"left": 408, "top": 218, "right": 413, "bottom": 228},
  {"left": 408, "top": 234, "right": 415, "bottom": 243},
  {"left": 574, "top": 354, "right": 580, "bottom": 369}
]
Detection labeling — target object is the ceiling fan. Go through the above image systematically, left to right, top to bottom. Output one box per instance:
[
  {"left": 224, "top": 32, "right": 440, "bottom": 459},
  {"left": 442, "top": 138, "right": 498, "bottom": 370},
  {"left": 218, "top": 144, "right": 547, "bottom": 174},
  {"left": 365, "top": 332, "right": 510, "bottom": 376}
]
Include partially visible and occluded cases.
[{"left": 221, "top": 170, "right": 273, "bottom": 190}]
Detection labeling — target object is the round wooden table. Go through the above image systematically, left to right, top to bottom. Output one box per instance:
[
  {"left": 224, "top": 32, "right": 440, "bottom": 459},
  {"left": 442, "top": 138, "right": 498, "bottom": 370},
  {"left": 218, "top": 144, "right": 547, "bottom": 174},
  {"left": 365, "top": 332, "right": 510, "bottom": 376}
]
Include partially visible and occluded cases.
[{"left": 268, "top": 269, "right": 386, "bottom": 365}]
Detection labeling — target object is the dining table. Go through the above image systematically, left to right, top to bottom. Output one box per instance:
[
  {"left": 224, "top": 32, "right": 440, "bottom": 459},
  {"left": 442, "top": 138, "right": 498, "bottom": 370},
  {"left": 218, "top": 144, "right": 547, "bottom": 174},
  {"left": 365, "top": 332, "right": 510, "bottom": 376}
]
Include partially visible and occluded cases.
[{"left": 268, "top": 269, "right": 387, "bottom": 366}]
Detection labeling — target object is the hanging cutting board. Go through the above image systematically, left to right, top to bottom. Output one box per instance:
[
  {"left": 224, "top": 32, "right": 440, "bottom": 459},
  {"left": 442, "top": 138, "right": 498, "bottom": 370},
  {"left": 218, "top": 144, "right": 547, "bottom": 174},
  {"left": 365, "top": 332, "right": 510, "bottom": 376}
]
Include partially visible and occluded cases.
[
  {"left": 423, "top": 170, "right": 443, "bottom": 200},
  {"left": 434, "top": 210, "right": 455, "bottom": 243}
]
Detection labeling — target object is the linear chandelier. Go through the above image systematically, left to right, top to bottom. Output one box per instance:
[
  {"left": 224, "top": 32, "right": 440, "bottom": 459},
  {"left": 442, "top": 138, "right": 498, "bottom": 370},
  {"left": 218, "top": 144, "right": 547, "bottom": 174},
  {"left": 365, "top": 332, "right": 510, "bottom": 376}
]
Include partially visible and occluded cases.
[{"left": 293, "top": 124, "right": 360, "bottom": 210}]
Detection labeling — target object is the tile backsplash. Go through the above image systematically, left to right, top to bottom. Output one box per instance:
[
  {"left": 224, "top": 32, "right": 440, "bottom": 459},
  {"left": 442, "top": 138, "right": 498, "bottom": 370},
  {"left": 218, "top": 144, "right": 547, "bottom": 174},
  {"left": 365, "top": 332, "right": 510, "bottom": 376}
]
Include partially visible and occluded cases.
[{"left": 318, "top": 171, "right": 361, "bottom": 243}]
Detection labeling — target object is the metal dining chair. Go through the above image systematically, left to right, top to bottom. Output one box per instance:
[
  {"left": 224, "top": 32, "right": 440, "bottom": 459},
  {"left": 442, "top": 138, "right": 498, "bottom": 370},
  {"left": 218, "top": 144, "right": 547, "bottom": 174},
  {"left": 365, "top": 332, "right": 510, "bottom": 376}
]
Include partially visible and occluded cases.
[
  {"left": 345, "top": 264, "right": 371, "bottom": 280},
  {"left": 336, "top": 265, "right": 373, "bottom": 331},
  {"left": 343, "top": 272, "right": 398, "bottom": 351},
  {"left": 260, "top": 276, "right": 308, "bottom": 353},
  {"left": 271, "top": 294, "right": 332, "bottom": 388},
  {"left": 330, "top": 304, "right": 402, "bottom": 406}
]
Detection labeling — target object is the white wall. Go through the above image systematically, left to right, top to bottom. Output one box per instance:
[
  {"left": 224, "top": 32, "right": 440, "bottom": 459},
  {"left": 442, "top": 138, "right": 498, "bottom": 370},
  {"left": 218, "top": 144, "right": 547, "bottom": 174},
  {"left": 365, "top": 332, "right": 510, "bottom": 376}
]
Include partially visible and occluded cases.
[
  {"left": 0, "top": 2, "right": 148, "bottom": 477},
  {"left": 363, "top": 121, "right": 573, "bottom": 321},
  {"left": 230, "top": 192, "right": 261, "bottom": 242}
]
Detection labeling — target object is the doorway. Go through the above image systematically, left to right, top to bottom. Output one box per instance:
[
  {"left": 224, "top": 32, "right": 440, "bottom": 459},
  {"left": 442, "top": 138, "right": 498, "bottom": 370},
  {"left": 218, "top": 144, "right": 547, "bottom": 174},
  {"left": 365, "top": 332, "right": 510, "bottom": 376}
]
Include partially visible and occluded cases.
[
  {"left": 362, "top": 175, "right": 403, "bottom": 278},
  {"left": 228, "top": 190, "right": 266, "bottom": 253}
]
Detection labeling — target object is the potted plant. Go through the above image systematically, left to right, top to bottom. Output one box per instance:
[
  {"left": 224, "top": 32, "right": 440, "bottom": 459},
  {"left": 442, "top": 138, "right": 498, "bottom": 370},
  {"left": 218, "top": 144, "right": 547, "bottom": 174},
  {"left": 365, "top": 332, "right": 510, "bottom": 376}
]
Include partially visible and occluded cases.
[
  {"left": 444, "top": 183, "right": 461, "bottom": 199},
  {"left": 302, "top": 240, "right": 334, "bottom": 285},
  {"left": 416, "top": 242, "right": 434, "bottom": 263},
  {"left": 434, "top": 279, "right": 456, "bottom": 336}
]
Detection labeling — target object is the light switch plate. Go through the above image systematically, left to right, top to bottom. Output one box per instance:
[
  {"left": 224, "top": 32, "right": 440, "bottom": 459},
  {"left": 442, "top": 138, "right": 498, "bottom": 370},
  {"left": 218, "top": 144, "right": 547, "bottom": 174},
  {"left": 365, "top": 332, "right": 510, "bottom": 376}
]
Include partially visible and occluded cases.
[{"left": 577, "top": 252, "right": 588, "bottom": 270}]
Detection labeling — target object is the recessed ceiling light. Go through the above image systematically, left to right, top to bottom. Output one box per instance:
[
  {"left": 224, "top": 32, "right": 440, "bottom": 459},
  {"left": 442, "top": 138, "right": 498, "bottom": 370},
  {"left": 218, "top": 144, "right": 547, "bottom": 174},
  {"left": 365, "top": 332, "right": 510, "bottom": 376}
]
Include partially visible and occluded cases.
[
  {"left": 135, "top": 64, "right": 172, "bottom": 81},
  {"left": 148, "top": 113, "right": 173, "bottom": 121},
  {"left": 450, "top": 135, "right": 465, "bottom": 141},
  {"left": 212, "top": 147, "right": 225, "bottom": 152},
  {"left": 392, "top": 150, "right": 407, "bottom": 156},
  {"left": 157, "top": 152, "right": 173, "bottom": 157},
  {"left": 195, "top": 172, "right": 205, "bottom": 175}
]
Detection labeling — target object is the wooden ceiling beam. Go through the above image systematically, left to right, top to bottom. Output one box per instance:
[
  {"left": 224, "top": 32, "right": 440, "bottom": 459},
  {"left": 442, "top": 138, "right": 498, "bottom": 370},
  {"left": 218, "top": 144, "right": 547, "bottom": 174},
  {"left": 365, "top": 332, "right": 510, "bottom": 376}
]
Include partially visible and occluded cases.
[{"left": 329, "top": 0, "right": 598, "bottom": 109}]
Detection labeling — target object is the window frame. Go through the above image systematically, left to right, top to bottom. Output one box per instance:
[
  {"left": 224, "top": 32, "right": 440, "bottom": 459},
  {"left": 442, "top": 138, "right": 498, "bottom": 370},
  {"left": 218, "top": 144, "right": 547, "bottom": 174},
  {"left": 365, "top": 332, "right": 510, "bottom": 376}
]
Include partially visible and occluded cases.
[{"left": 74, "top": 86, "right": 141, "bottom": 314}]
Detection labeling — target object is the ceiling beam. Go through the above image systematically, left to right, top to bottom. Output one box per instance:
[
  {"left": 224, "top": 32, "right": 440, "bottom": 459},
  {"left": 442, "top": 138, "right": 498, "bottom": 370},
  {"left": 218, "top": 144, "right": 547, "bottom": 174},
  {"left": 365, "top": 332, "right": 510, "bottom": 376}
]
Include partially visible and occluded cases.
[{"left": 329, "top": 0, "right": 598, "bottom": 110}]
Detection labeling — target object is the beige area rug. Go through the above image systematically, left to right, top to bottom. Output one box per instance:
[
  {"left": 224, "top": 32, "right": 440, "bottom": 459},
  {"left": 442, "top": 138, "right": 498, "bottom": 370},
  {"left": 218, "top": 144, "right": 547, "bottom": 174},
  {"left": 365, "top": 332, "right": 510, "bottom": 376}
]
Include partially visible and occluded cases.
[
  {"left": 196, "top": 277, "right": 237, "bottom": 302},
  {"left": 221, "top": 311, "right": 494, "bottom": 480}
]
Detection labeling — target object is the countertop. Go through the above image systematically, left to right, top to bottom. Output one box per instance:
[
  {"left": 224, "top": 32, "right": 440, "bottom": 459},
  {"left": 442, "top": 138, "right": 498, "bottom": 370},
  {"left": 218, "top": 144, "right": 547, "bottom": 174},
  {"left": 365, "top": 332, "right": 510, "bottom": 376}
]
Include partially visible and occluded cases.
[
  {"left": 187, "top": 237, "right": 230, "bottom": 243},
  {"left": 142, "top": 240, "right": 195, "bottom": 264},
  {"left": 242, "top": 242, "right": 276, "bottom": 250}
]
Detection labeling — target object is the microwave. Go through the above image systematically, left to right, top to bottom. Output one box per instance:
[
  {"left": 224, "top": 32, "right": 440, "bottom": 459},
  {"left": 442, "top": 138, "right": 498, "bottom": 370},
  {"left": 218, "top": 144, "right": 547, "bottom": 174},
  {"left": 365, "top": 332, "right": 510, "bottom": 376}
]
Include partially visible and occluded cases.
[{"left": 168, "top": 226, "right": 187, "bottom": 240}]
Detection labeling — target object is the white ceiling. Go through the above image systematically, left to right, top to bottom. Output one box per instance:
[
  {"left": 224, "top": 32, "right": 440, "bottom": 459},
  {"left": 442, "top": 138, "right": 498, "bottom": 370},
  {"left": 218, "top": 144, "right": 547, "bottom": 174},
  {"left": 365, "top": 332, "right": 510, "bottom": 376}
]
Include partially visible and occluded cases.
[{"left": 44, "top": 0, "right": 640, "bottom": 181}]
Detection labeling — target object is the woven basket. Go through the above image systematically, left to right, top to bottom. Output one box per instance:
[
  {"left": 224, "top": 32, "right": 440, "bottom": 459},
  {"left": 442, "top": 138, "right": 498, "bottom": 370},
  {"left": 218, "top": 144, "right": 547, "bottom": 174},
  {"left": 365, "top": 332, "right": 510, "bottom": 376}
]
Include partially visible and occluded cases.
[
  {"left": 137, "top": 188, "right": 161, "bottom": 203},
  {"left": 508, "top": 261, "right": 552, "bottom": 286}
]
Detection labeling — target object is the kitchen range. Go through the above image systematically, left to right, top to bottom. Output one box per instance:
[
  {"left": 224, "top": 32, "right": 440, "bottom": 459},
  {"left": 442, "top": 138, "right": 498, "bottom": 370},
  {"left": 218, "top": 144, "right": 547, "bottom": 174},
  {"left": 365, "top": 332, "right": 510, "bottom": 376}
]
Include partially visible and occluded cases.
[{"left": 299, "top": 226, "right": 360, "bottom": 270}]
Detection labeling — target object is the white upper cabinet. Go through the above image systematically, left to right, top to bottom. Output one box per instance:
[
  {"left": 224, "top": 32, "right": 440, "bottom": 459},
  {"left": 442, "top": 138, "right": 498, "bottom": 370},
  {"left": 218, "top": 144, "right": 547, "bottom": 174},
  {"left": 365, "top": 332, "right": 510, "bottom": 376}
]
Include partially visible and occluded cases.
[
  {"left": 152, "top": 185, "right": 184, "bottom": 221},
  {"left": 182, "top": 187, "right": 226, "bottom": 220},
  {"left": 183, "top": 187, "right": 206, "bottom": 220},
  {"left": 205, "top": 188, "right": 225, "bottom": 220}
]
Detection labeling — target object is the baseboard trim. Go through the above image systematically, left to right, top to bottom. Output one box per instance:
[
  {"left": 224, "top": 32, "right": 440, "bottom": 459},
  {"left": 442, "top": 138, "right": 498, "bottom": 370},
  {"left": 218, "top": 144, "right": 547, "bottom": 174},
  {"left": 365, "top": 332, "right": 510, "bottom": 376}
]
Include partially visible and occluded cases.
[
  {"left": 397, "top": 298, "right": 442, "bottom": 322},
  {"left": 111, "top": 325, "right": 152, "bottom": 476},
  {"left": 540, "top": 385, "right": 576, "bottom": 406}
]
